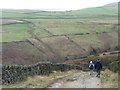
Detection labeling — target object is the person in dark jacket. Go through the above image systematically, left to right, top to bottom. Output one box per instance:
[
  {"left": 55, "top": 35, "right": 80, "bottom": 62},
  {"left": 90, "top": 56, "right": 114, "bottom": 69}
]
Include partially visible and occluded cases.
[{"left": 95, "top": 59, "right": 102, "bottom": 78}]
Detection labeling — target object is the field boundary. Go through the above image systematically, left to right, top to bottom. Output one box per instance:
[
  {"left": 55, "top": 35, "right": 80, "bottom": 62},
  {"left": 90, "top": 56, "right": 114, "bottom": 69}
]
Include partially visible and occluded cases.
[{"left": 2, "top": 63, "right": 81, "bottom": 84}]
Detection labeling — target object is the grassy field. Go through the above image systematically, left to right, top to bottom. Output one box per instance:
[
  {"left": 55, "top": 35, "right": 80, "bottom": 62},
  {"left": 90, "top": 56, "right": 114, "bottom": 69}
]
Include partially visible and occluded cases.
[
  {"left": 1, "top": 3, "right": 118, "bottom": 42},
  {"left": 0, "top": 18, "right": 117, "bottom": 42},
  {"left": 29, "top": 18, "right": 115, "bottom": 32},
  {"left": 1, "top": 23, "right": 31, "bottom": 42}
]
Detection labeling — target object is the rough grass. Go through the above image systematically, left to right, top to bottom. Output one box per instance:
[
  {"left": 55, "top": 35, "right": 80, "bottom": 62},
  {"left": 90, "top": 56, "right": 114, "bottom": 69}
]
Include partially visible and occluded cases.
[
  {"left": 69, "top": 34, "right": 103, "bottom": 51},
  {"left": 41, "top": 36, "right": 84, "bottom": 59},
  {"left": 2, "top": 41, "right": 48, "bottom": 65},
  {"left": 108, "top": 61, "right": 119, "bottom": 73},
  {"left": 101, "top": 69, "right": 118, "bottom": 88},
  {"left": 2, "top": 70, "right": 80, "bottom": 88}
]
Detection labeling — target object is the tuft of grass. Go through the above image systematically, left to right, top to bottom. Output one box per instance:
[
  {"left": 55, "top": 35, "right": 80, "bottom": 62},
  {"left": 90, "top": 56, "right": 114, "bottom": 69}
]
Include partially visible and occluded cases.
[{"left": 101, "top": 69, "right": 118, "bottom": 88}]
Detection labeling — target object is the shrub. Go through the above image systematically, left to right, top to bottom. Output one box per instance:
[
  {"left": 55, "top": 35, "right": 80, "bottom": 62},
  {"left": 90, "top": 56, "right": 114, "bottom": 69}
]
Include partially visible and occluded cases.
[{"left": 108, "top": 61, "right": 119, "bottom": 73}]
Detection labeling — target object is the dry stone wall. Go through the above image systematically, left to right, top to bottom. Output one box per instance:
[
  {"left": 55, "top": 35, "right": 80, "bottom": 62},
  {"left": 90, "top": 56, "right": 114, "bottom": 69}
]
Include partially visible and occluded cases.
[{"left": 2, "top": 63, "right": 81, "bottom": 84}]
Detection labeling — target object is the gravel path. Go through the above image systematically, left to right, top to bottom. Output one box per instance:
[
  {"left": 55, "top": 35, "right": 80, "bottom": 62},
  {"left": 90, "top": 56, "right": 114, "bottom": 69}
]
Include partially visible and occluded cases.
[{"left": 49, "top": 72, "right": 101, "bottom": 88}]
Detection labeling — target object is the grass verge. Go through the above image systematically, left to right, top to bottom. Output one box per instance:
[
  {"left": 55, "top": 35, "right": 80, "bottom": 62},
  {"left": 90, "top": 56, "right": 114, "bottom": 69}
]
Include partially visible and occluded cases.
[{"left": 101, "top": 69, "right": 118, "bottom": 88}]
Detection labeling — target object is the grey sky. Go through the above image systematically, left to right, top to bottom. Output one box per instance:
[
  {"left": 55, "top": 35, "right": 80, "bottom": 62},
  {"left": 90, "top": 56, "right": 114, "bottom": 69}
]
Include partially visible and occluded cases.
[{"left": 0, "top": 0, "right": 119, "bottom": 11}]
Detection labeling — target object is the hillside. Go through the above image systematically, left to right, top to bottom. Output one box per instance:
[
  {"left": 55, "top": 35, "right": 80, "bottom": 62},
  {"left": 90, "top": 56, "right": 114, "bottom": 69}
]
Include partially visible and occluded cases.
[
  {"left": 0, "top": 2, "right": 118, "bottom": 19},
  {"left": 1, "top": 2, "right": 119, "bottom": 65},
  {"left": 102, "top": 2, "right": 118, "bottom": 7}
]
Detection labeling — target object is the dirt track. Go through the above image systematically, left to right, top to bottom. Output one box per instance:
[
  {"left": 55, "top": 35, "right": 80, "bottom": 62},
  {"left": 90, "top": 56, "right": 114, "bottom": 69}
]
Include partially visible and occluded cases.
[{"left": 49, "top": 72, "right": 101, "bottom": 88}]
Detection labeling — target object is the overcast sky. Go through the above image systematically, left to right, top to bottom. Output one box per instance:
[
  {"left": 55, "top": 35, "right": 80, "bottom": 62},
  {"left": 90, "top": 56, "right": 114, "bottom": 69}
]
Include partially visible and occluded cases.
[{"left": 0, "top": 0, "right": 119, "bottom": 11}]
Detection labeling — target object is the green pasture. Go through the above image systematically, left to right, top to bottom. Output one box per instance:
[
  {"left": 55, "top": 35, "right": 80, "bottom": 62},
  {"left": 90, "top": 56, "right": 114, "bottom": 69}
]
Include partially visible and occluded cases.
[
  {"left": 1, "top": 18, "right": 116, "bottom": 42},
  {"left": 27, "top": 19, "right": 114, "bottom": 36},
  {"left": 1, "top": 24, "right": 31, "bottom": 42}
]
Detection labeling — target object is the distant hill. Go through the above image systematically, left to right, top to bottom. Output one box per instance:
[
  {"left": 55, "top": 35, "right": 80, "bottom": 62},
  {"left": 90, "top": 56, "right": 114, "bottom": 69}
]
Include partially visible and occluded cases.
[
  {"left": 0, "top": 2, "right": 118, "bottom": 19},
  {"left": 68, "top": 2, "right": 118, "bottom": 18},
  {"left": 102, "top": 2, "right": 118, "bottom": 7}
]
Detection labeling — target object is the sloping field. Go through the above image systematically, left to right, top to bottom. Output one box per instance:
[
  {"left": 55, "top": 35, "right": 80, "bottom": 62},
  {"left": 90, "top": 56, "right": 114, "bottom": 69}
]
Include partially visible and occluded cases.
[
  {"left": 1, "top": 2, "right": 119, "bottom": 65},
  {"left": 27, "top": 19, "right": 114, "bottom": 36},
  {"left": 2, "top": 31, "right": 118, "bottom": 65},
  {"left": 69, "top": 31, "right": 118, "bottom": 54},
  {"left": 97, "top": 32, "right": 118, "bottom": 50},
  {"left": 69, "top": 34, "right": 104, "bottom": 53},
  {"left": 41, "top": 36, "right": 86, "bottom": 60},
  {"left": 2, "top": 41, "right": 58, "bottom": 65}
]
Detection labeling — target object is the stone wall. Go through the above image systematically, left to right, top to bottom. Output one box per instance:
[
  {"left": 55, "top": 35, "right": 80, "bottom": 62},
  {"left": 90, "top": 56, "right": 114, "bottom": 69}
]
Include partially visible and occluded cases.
[{"left": 2, "top": 62, "right": 81, "bottom": 84}]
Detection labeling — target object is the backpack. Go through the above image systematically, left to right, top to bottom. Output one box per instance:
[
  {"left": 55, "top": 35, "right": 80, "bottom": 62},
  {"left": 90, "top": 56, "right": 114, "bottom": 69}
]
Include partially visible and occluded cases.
[{"left": 89, "top": 64, "right": 94, "bottom": 69}]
